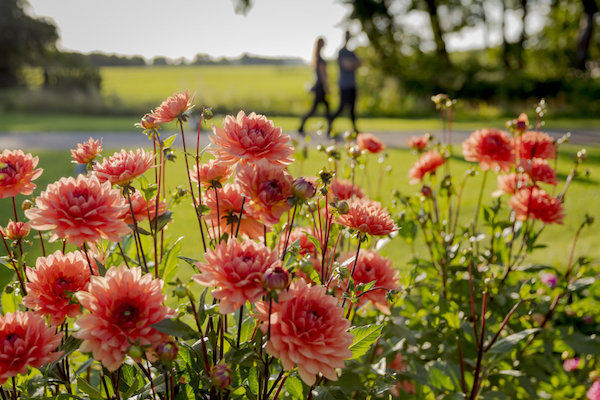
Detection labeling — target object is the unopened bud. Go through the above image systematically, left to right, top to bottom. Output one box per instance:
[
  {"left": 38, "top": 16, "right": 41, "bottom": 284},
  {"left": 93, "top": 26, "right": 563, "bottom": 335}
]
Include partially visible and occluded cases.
[
  {"left": 202, "top": 108, "right": 213, "bottom": 120},
  {"left": 139, "top": 114, "right": 158, "bottom": 130},
  {"left": 348, "top": 145, "right": 361, "bottom": 158},
  {"left": 319, "top": 169, "right": 333, "bottom": 185},
  {"left": 292, "top": 178, "right": 317, "bottom": 201},
  {"left": 420, "top": 185, "right": 432, "bottom": 197},
  {"left": 21, "top": 199, "right": 33, "bottom": 211},
  {"left": 337, "top": 200, "right": 349, "bottom": 215},
  {"left": 2, "top": 220, "right": 30, "bottom": 240},
  {"left": 262, "top": 266, "right": 291, "bottom": 292},
  {"left": 174, "top": 285, "right": 188, "bottom": 299},
  {"left": 156, "top": 341, "right": 178, "bottom": 363},
  {"left": 128, "top": 344, "right": 144, "bottom": 359},
  {"left": 211, "top": 364, "right": 232, "bottom": 390}
]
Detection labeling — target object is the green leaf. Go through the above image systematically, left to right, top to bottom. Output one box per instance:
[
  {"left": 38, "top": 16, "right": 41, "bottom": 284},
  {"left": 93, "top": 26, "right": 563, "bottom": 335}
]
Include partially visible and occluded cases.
[
  {"left": 163, "top": 134, "right": 177, "bottom": 149},
  {"left": 151, "top": 211, "right": 173, "bottom": 233},
  {"left": 178, "top": 256, "right": 199, "bottom": 267},
  {"left": 568, "top": 277, "right": 596, "bottom": 292},
  {"left": 151, "top": 318, "right": 197, "bottom": 340},
  {"left": 348, "top": 324, "right": 383, "bottom": 360},
  {"left": 488, "top": 328, "right": 540, "bottom": 354},
  {"left": 564, "top": 332, "right": 600, "bottom": 355},
  {"left": 248, "top": 366, "right": 259, "bottom": 395},
  {"left": 285, "top": 376, "right": 304, "bottom": 399},
  {"left": 76, "top": 377, "right": 103, "bottom": 399}
]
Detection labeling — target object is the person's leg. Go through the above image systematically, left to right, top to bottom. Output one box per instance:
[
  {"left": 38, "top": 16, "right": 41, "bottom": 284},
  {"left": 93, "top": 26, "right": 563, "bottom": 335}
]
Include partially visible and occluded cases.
[
  {"left": 328, "top": 88, "right": 347, "bottom": 136},
  {"left": 349, "top": 88, "right": 358, "bottom": 133},
  {"left": 298, "top": 91, "right": 320, "bottom": 134}
]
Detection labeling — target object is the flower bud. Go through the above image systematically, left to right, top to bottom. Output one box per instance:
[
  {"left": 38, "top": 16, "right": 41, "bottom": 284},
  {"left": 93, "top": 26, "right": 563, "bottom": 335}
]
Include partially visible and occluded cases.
[
  {"left": 203, "top": 108, "right": 213, "bottom": 120},
  {"left": 139, "top": 113, "right": 158, "bottom": 130},
  {"left": 348, "top": 145, "right": 361, "bottom": 158},
  {"left": 292, "top": 178, "right": 316, "bottom": 201},
  {"left": 420, "top": 185, "right": 432, "bottom": 197},
  {"left": 21, "top": 199, "right": 33, "bottom": 211},
  {"left": 337, "top": 200, "right": 349, "bottom": 215},
  {"left": 2, "top": 220, "right": 30, "bottom": 240},
  {"left": 262, "top": 266, "right": 291, "bottom": 292},
  {"left": 174, "top": 285, "right": 188, "bottom": 299},
  {"left": 156, "top": 341, "right": 178, "bottom": 363},
  {"left": 128, "top": 344, "right": 144, "bottom": 359},
  {"left": 211, "top": 364, "right": 232, "bottom": 390}
]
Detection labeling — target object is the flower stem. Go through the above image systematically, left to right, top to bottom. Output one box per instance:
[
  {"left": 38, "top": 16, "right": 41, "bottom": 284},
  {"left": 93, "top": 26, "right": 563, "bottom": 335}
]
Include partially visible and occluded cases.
[
  {"left": 473, "top": 169, "right": 488, "bottom": 230},
  {"left": 125, "top": 190, "right": 148, "bottom": 272},
  {"left": 235, "top": 197, "right": 246, "bottom": 238},
  {"left": 281, "top": 204, "right": 298, "bottom": 260},
  {"left": 0, "top": 231, "right": 26, "bottom": 295},
  {"left": 81, "top": 242, "right": 95, "bottom": 276}
]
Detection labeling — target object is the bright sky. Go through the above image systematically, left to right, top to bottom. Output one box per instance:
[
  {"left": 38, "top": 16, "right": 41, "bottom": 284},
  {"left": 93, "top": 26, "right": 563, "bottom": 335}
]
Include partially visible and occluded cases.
[{"left": 27, "top": 0, "right": 358, "bottom": 62}]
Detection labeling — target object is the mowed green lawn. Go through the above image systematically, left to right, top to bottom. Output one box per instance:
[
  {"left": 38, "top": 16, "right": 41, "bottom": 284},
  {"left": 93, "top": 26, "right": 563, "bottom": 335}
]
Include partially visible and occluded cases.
[{"left": 1, "top": 144, "right": 598, "bottom": 275}]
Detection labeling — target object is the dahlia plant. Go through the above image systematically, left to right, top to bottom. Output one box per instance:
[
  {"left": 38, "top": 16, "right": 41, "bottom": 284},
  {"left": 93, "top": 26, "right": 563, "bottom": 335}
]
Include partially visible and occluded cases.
[{"left": 0, "top": 92, "right": 598, "bottom": 400}]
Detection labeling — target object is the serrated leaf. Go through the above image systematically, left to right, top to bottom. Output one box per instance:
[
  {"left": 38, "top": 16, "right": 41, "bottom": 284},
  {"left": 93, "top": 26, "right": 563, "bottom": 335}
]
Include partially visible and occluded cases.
[
  {"left": 163, "top": 134, "right": 177, "bottom": 149},
  {"left": 151, "top": 318, "right": 197, "bottom": 340},
  {"left": 348, "top": 324, "right": 383, "bottom": 360},
  {"left": 488, "top": 328, "right": 540, "bottom": 354},
  {"left": 248, "top": 366, "right": 259, "bottom": 395},
  {"left": 285, "top": 376, "right": 304, "bottom": 399}
]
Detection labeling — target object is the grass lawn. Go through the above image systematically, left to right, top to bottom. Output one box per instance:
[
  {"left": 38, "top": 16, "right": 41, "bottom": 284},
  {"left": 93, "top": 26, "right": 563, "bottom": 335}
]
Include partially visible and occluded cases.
[{"left": 1, "top": 144, "right": 598, "bottom": 276}]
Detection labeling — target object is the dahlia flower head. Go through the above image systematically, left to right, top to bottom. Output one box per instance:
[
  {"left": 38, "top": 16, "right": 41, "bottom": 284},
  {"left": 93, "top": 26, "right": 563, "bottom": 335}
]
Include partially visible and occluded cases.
[
  {"left": 151, "top": 90, "right": 194, "bottom": 124},
  {"left": 210, "top": 111, "right": 294, "bottom": 166},
  {"left": 462, "top": 128, "right": 515, "bottom": 172},
  {"left": 517, "top": 131, "right": 556, "bottom": 160},
  {"left": 356, "top": 133, "right": 386, "bottom": 154},
  {"left": 407, "top": 134, "right": 430, "bottom": 152},
  {"left": 71, "top": 137, "right": 103, "bottom": 164},
  {"left": 0, "top": 149, "right": 43, "bottom": 199},
  {"left": 93, "top": 149, "right": 154, "bottom": 186},
  {"left": 408, "top": 150, "right": 446, "bottom": 185},
  {"left": 519, "top": 158, "right": 557, "bottom": 186},
  {"left": 189, "top": 159, "right": 235, "bottom": 188},
  {"left": 235, "top": 160, "right": 293, "bottom": 226},
  {"left": 493, "top": 173, "right": 530, "bottom": 197},
  {"left": 25, "top": 174, "right": 130, "bottom": 247},
  {"left": 330, "top": 178, "right": 365, "bottom": 201},
  {"left": 203, "top": 183, "right": 264, "bottom": 240},
  {"left": 510, "top": 186, "right": 564, "bottom": 224},
  {"left": 122, "top": 190, "right": 167, "bottom": 226},
  {"left": 337, "top": 198, "right": 397, "bottom": 237},
  {"left": 1, "top": 220, "right": 30, "bottom": 240},
  {"left": 193, "top": 239, "right": 279, "bottom": 314},
  {"left": 23, "top": 250, "right": 95, "bottom": 326},
  {"left": 341, "top": 250, "right": 399, "bottom": 314},
  {"left": 74, "top": 266, "right": 175, "bottom": 371},
  {"left": 540, "top": 272, "right": 558, "bottom": 289},
  {"left": 255, "top": 280, "right": 353, "bottom": 385},
  {"left": 0, "top": 311, "right": 63, "bottom": 384},
  {"left": 563, "top": 357, "right": 581, "bottom": 372},
  {"left": 588, "top": 381, "right": 600, "bottom": 400}
]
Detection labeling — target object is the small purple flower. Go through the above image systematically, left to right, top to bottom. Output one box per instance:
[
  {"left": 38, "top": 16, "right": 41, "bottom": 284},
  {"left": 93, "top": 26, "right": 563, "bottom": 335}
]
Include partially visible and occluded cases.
[{"left": 540, "top": 273, "right": 557, "bottom": 289}]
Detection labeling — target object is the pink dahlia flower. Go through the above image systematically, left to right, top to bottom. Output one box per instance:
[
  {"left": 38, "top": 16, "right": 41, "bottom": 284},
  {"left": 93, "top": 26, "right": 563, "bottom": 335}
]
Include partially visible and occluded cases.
[
  {"left": 152, "top": 90, "right": 194, "bottom": 124},
  {"left": 210, "top": 111, "right": 294, "bottom": 166},
  {"left": 462, "top": 129, "right": 515, "bottom": 172},
  {"left": 517, "top": 131, "right": 556, "bottom": 160},
  {"left": 356, "top": 133, "right": 385, "bottom": 154},
  {"left": 407, "top": 134, "right": 429, "bottom": 152},
  {"left": 71, "top": 137, "right": 103, "bottom": 164},
  {"left": 93, "top": 149, "right": 154, "bottom": 186},
  {"left": 0, "top": 150, "right": 43, "bottom": 199},
  {"left": 408, "top": 150, "right": 446, "bottom": 185},
  {"left": 520, "top": 158, "right": 557, "bottom": 185},
  {"left": 189, "top": 159, "right": 234, "bottom": 188},
  {"left": 235, "top": 160, "right": 293, "bottom": 226},
  {"left": 494, "top": 173, "right": 530, "bottom": 196},
  {"left": 25, "top": 175, "right": 130, "bottom": 247},
  {"left": 330, "top": 178, "right": 365, "bottom": 201},
  {"left": 203, "top": 183, "right": 264, "bottom": 240},
  {"left": 510, "top": 186, "right": 564, "bottom": 224},
  {"left": 122, "top": 190, "right": 167, "bottom": 226},
  {"left": 337, "top": 198, "right": 397, "bottom": 237},
  {"left": 1, "top": 220, "right": 30, "bottom": 240},
  {"left": 279, "top": 227, "right": 317, "bottom": 257},
  {"left": 193, "top": 239, "right": 279, "bottom": 314},
  {"left": 23, "top": 250, "right": 94, "bottom": 325},
  {"left": 341, "top": 250, "right": 399, "bottom": 314},
  {"left": 74, "top": 266, "right": 175, "bottom": 371},
  {"left": 540, "top": 273, "right": 558, "bottom": 289},
  {"left": 256, "top": 280, "right": 353, "bottom": 385},
  {"left": 0, "top": 311, "right": 63, "bottom": 384},
  {"left": 563, "top": 357, "right": 581, "bottom": 372},
  {"left": 588, "top": 381, "right": 600, "bottom": 400}
]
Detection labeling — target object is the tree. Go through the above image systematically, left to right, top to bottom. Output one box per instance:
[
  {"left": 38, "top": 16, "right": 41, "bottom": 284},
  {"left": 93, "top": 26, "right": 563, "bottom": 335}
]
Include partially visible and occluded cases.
[
  {"left": 0, "top": 0, "right": 58, "bottom": 87},
  {"left": 576, "top": 0, "right": 599, "bottom": 70}
]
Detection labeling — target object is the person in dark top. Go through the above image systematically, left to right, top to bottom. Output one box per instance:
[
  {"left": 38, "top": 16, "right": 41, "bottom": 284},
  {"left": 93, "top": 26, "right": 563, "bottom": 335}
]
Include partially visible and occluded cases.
[
  {"left": 329, "top": 30, "right": 361, "bottom": 135},
  {"left": 298, "top": 37, "right": 331, "bottom": 135}
]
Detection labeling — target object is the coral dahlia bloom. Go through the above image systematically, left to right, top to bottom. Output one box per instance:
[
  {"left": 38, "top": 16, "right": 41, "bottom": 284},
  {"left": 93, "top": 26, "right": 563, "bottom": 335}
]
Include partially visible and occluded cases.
[
  {"left": 152, "top": 90, "right": 194, "bottom": 124},
  {"left": 210, "top": 111, "right": 294, "bottom": 166},
  {"left": 462, "top": 129, "right": 515, "bottom": 172},
  {"left": 517, "top": 131, "right": 556, "bottom": 160},
  {"left": 356, "top": 133, "right": 385, "bottom": 154},
  {"left": 407, "top": 134, "right": 429, "bottom": 152},
  {"left": 71, "top": 137, "right": 103, "bottom": 164},
  {"left": 93, "top": 149, "right": 154, "bottom": 186},
  {"left": 0, "top": 150, "right": 43, "bottom": 199},
  {"left": 408, "top": 150, "right": 446, "bottom": 185},
  {"left": 519, "top": 158, "right": 557, "bottom": 185},
  {"left": 189, "top": 159, "right": 234, "bottom": 188},
  {"left": 235, "top": 161, "right": 293, "bottom": 226},
  {"left": 494, "top": 173, "right": 530, "bottom": 196},
  {"left": 25, "top": 175, "right": 130, "bottom": 247},
  {"left": 330, "top": 179, "right": 365, "bottom": 201},
  {"left": 203, "top": 183, "right": 264, "bottom": 240},
  {"left": 510, "top": 186, "right": 564, "bottom": 224},
  {"left": 122, "top": 190, "right": 167, "bottom": 225},
  {"left": 337, "top": 199, "right": 396, "bottom": 236},
  {"left": 1, "top": 220, "right": 30, "bottom": 240},
  {"left": 279, "top": 227, "right": 317, "bottom": 257},
  {"left": 193, "top": 239, "right": 279, "bottom": 314},
  {"left": 23, "top": 250, "right": 94, "bottom": 325},
  {"left": 341, "top": 250, "right": 399, "bottom": 314},
  {"left": 74, "top": 266, "right": 175, "bottom": 371},
  {"left": 256, "top": 280, "right": 353, "bottom": 385},
  {"left": 0, "top": 311, "right": 63, "bottom": 384},
  {"left": 588, "top": 381, "right": 600, "bottom": 400}
]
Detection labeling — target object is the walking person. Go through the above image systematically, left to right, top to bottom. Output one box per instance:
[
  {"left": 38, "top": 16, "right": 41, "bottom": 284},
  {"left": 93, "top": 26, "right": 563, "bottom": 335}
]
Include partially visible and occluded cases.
[
  {"left": 329, "top": 30, "right": 361, "bottom": 135},
  {"left": 298, "top": 37, "right": 331, "bottom": 135}
]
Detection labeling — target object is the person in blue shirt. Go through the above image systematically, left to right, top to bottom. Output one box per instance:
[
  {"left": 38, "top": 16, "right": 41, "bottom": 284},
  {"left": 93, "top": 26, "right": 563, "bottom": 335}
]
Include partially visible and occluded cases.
[
  {"left": 329, "top": 30, "right": 361, "bottom": 135},
  {"left": 298, "top": 37, "right": 331, "bottom": 136}
]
